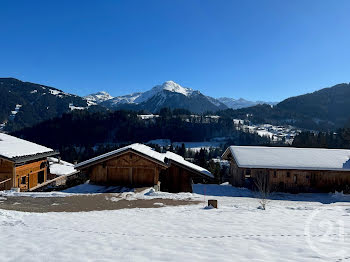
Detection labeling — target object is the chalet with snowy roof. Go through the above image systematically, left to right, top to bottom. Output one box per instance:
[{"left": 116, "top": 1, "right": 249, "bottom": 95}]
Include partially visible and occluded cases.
[
  {"left": 0, "top": 133, "right": 58, "bottom": 191},
  {"left": 75, "top": 143, "right": 213, "bottom": 193},
  {"left": 222, "top": 146, "right": 350, "bottom": 193}
]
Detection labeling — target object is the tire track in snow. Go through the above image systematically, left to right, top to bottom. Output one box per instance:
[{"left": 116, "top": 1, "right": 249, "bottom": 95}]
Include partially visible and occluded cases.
[
  {"left": 4, "top": 222, "right": 348, "bottom": 240},
  {"left": 336, "top": 257, "right": 350, "bottom": 262}
]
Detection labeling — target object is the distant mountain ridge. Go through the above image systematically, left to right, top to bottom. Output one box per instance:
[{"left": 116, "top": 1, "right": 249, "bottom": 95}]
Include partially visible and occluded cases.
[
  {"left": 2, "top": 77, "right": 350, "bottom": 133},
  {"left": 0, "top": 78, "right": 103, "bottom": 132},
  {"left": 86, "top": 80, "right": 275, "bottom": 113},
  {"left": 90, "top": 81, "right": 228, "bottom": 113},
  {"left": 220, "top": 82, "right": 350, "bottom": 130},
  {"left": 275, "top": 83, "right": 350, "bottom": 129},
  {"left": 84, "top": 91, "right": 114, "bottom": 105},
  {"left": 217, "top": 97, "right": 277, "bottom": 109}
]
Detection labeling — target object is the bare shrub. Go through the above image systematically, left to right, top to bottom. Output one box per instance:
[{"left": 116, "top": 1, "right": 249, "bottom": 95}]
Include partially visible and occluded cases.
[{"left": 254, "top": 172, "right": 270, "bottom": 210}]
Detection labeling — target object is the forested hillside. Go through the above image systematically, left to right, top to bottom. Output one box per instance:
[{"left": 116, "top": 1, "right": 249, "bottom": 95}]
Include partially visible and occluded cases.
[
  {"left": 0, "top": 78, "right": 104, "bottom": 132},
  {"left": 217, "top": 83, "right": 350, "bottom": 131},
  {"left": 12, "top": 109, "right": 271, "bottom": 162},
  {"left": 292, "top": 128, "right": 350, "bottom": 149}
]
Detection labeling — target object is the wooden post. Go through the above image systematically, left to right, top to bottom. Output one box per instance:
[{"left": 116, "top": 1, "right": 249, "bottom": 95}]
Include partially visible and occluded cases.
[{"left": 208, "top": 199, "right": 218, "bottom": 208}]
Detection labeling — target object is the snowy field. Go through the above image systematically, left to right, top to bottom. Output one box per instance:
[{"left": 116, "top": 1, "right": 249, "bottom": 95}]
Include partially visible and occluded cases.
[{"left": 0, "top": 184, "right": 350, "bottom": 261}]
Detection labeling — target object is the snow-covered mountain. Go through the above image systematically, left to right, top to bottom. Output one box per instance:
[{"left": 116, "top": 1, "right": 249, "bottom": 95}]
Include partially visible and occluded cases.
[
  {"left": 85, "top": 81, "right": 277, "bottom": 113},
  {"left": 98, "top": 81, "right": 228, "bottom": 113},
  {"left": 107, "top": 81, "right": 196, "bottom": 106},
  {"left": 84, "top": 91, "right": 114, "bottom": 105},
  {"left": 104, "top": 92, "right": 142, "bottom": 105},
  {"left": 218, "top": 97, "right": 277, "bottom": 109}
]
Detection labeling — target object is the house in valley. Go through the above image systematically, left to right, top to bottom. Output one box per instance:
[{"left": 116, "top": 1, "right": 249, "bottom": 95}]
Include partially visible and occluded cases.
[
  {"left": 0, "top": 133, "right": 58, "bottom": 191},
  {"left": 75, "top": 143, "right": 213, "bottom": 193},
  {"left": 222, "top": 146, "right": 350, "bottom": 193}
]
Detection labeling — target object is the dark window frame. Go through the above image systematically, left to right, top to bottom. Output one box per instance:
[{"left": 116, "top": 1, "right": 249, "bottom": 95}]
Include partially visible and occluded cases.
[
  {"left": 38, "top": 171, "right": 45, "bottom": 184},
  {"left": 21, "top": 176, "right": 26, "bottom": 185}
]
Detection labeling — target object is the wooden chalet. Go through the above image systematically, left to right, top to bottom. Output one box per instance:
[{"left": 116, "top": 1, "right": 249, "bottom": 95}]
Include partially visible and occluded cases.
[
  {"left": 0, "top": 133, "right": 58, "bottom": 191},
  {"left": 75, "top": 143, "right": 214, "bottom": 193},
  {"left": 222, "top": 146, "right": 350, "bottom": 193}
]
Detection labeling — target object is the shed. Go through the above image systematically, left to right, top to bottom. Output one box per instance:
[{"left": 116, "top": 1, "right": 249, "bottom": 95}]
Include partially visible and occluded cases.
[
  {"left": 75, "top": 143, "right": 214, "bottom": 192},
  {"left": 222, "top": 146, "right": 350, "bottom": 193}
]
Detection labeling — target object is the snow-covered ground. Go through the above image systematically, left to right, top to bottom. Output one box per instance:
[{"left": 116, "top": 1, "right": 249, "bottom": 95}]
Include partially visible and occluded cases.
[
  {"left": 68, "top": 103, "right": 86, "bottom": 111},
  {"left": 0, "top": 104, "right": 22, "bottom": 131},
  {"left": 137, "top": 114, "right": 160, "bottom": 120},
  {"left": 234, "top": 119, "right": 302, "bottom": 144},
  {"left": 0, "top": 122, "right": 6, "bottom": 132},
  {"left": 0, "top": 184, "right": 349, "bottom": 261}
]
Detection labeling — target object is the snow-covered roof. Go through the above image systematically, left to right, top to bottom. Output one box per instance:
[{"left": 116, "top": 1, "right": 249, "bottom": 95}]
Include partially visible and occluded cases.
[
  {"left": 0, "top": 133, "right": 55, "bottom": 161},
  {"left": 75, "top": 143, "right": 213, "bottom": 178},
  {"left": 75, "top": 143, "right": 166, "bottom": 169},
  {"left": 223, "top": 146, "right": 350, "bottom": 171},
  {"left": 164, "top": 152, "right": 213, "bottom": 178},
  {"left": 48, "top": 157, "right": 77, "bottom": 176}
]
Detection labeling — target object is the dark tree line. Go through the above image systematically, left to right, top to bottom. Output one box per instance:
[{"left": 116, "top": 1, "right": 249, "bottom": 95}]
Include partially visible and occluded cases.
[
  {"left": 12, "top": 108, "right": 271, "bottom": 164},
  {"left": 292, "top": 128, "right": 350, "bottom": 149}
]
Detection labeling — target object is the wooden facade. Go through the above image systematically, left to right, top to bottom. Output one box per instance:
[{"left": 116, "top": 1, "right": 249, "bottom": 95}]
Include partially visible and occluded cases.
[
  {"left": 77, "top": 149, "right": 213, "bottom": 193},
  {"left": 85, "top": 151, "right": 167, "bottom": 187},
  {"left": 225, "top": 155, "right": 350, "bottom": 193},
  {"left": 0, "top": 157, "right": 48, "bottom": 191},
  {"left": 0, "top": 158, "right": 14, "bottom": 191},
  {"left": 160, "top": 164, "right": 193, "bottom": 193}
]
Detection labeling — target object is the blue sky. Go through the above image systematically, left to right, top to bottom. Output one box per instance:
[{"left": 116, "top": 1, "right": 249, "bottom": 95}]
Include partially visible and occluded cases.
[{"left": 1, "top": 0, "right": 349, "bottom": 101}]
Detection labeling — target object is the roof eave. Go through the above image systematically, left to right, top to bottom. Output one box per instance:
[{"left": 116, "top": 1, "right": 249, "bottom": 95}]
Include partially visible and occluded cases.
[
  {"left": 221, "top": 147, "right": 233, "bottom": 160},
  {"left": 75, "top": 148, "right": 168, "bottom": 170},
  {"left": 12, "top": 151, "right": 59, "bottom": 165},
  {"left": 167, "top": 159, "right": 214, "bottom": 180},
  {"left": 235, "top": 164, "right": 350, "bottom": 172}
]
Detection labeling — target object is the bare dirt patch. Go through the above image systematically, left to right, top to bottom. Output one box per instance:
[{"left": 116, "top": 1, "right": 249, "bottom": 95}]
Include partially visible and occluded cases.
[{"left": 0, "top": 194, "right": 200, "bottom": 213}]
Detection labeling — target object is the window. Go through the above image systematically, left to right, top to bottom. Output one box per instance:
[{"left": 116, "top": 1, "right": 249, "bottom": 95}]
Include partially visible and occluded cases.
[
  {"left": 245, "top": 169, "right": 251, "bottom": 178},
  {"left": 38, "top": 171, "right": 45, "bottom": 184},
  {"left": 273, "top": 171, "right": 277, "bottom": 178},
  {"left": 287, "top": 172, "right": 290, "bottom": 178},
  {"left": 21, "top": 176, "right": 26, "bottom": 185}
]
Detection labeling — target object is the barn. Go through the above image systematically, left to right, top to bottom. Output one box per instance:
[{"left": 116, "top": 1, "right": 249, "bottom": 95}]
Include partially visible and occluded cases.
[
  {"left": 0, "top": 133, "right": 58, "bottom": 191},
  {"left": 75, "top": 143, "right": 213, "bottom": 193},
  {"left": 222, "top": 146, "right": 350, "bottom": 193}
]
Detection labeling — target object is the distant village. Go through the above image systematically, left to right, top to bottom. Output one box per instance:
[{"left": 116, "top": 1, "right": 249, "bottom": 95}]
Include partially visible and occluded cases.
[
  {"left": 137, "top": 113, "right": 303, "bottom": 145},
  {"left": 232, "top": 119, "right": 302, "bottom": 144}
]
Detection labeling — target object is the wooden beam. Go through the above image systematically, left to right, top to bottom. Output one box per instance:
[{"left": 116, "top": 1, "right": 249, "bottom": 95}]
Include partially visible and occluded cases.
[{"left": 0, "top": 178, "right": 11, "bottom": 185}]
